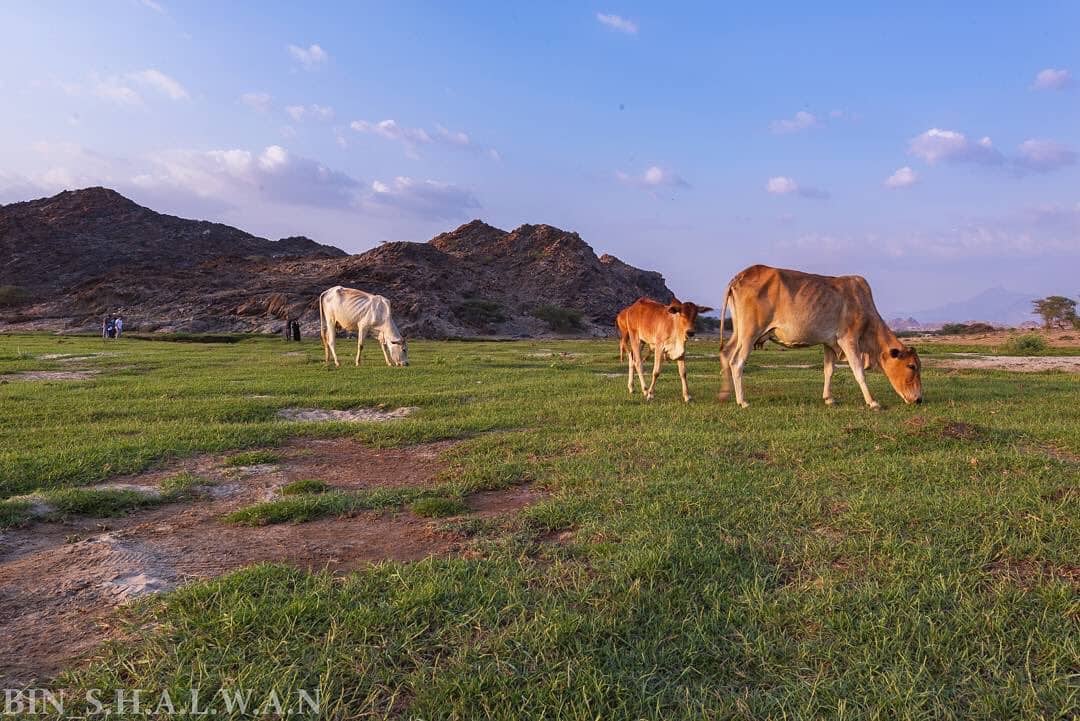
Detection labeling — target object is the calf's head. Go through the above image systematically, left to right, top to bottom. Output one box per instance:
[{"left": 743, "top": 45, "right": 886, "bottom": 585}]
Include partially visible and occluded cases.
[
  {"left": 665, "top": 300, "right": 713, "bottom": 360},
  {"left": 882, "top": 345, "right": 922, "bottom": 404}
]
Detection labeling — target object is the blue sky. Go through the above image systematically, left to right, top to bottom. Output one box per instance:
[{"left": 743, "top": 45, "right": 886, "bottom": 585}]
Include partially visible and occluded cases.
[{"left": 2, "top": 1, "right": 1078, "bottom": 315}]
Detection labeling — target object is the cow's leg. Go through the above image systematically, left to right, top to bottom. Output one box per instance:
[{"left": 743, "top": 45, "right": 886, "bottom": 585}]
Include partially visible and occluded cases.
[
  {"left": 326, "top": 324, "right": 340, "bottom": 368},
  {"left": 354, "top": 326, "right": 365, "bottom": 367},
  {"left": 379, "top": 336, "right": 392, "bottom": 367},
  {"left": 631, "top": 336, "right": 650, "bottom": 399},
  {"left": 626, "top": 339, "right": 637, "bottom": 395},
  {"left": 838, "top": 339, "right": 879, "bottom": 409},
  {"left": 729, "top": 343, "right": 752, "bottom": 408},
  {"left": 718, "top": 345, "right": 733, "bottom": 402},
  {"left": 822, "top": 345, "right": 837, "bottom": 406},
  {"left": 645, "top": 347, "right": 664, "bottom": 399},
  {"left": 676, "top": 358, "right": 691, "bottom": 403}
]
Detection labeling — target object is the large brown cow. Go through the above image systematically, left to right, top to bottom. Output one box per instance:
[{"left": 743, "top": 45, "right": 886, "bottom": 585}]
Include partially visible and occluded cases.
[
  {"left": 718, "top": 265, "right": 922, "bottom": 409},
  {"left": 617, "top": 297, "right": 712, "bottom": 402}
]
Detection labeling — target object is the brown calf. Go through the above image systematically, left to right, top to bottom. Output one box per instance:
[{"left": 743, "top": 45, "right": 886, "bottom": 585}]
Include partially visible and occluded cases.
[{"left": 616, "top": 297, "right": 712, "bottom": 402}]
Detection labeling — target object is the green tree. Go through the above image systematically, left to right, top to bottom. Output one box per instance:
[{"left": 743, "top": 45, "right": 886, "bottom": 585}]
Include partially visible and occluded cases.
[{"left": 1032, "top": 295, "right": 1077, "bottom": 329}]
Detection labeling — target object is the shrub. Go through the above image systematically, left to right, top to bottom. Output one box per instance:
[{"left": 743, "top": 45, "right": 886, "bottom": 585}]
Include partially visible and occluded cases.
[
  {"left": 0, "top": 285, "right": 30, "bottom": 307},
  {"left": 454, "top": 299, "right": 506, "bottom": 327},
  {"left": 532, "top": 305, "right": 584, "bottom": 333},
  {"left": 941, "top": 322, "right": 996, "bottom": 335},
  {"left": 1002, "top": 334, "right": 1048, "bottom": 355}
]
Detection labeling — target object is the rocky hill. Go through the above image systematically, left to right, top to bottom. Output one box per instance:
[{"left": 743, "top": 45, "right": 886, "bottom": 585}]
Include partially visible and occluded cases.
[{"left": 0, "top": 188, "right": 674, "bottom": 337}]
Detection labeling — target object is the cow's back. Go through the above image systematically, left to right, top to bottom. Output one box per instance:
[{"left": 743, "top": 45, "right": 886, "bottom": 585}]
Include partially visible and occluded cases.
[
  {"left": 727, "top": 265, "right": 884, "bottom": 345},
  {"left": 321, "top": 286, "right": 385, "bottom": 331}
]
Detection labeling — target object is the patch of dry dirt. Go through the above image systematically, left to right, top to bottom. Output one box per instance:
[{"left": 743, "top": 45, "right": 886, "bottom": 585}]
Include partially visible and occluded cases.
[
  {"left": 927, "top": 355, "right": 1080, "bottom": 373},
  {"left": 0, "top": 370, "right": 99, "bottom": 382},
  {"left": 277, "top": 406, "right": 417, "bottom": 422},
  {"left": 0, "top": 437, "right": 542, "bottom": 687},
  {"left": 983, "top": 558, "right": 1080, "bottom": 589}
]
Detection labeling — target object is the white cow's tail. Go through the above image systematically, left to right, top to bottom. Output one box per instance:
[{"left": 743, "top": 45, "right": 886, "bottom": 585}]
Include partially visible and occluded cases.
[{"left": 318, "top": 290, "right": 327, "bottom": 347}]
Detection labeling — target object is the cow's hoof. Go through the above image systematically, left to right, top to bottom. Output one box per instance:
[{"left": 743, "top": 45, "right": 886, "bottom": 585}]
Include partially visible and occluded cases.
[
  {"left": 717, "top": 391, "right": 731, "bottom": 403},
  {"left": 683, "top": 396, "right": 692, "bottom": 403},
  {"left": 824, "top": 397, "right": 835, "bottom": 406},
  {"left": 738, "top": 401, "right": 750, "bottom": 409},
  {"left": 868, "top": 401, "right": 882, "bottom": 411}
]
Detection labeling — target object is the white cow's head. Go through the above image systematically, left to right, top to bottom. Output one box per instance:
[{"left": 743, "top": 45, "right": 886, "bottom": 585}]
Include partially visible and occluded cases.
[{"left": 383, "top": 332, "right": 409, "bottom": 366}]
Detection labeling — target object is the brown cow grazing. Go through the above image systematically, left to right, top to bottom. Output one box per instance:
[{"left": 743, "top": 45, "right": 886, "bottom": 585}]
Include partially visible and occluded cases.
[
  {"left": 718, "top": 265, "right": 922, "bottom": 409},
  {"left": 617, "top": 297, "right": 712, "bottom": 402}
]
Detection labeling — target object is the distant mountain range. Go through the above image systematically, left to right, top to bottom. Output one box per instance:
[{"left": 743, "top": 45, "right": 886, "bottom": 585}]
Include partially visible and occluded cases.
[
  {"left": 0, "top": 187, "right": 672, "bottom": 337},
  {"left": 889, "top": 287, "right": 1041, "bottom": 329}
]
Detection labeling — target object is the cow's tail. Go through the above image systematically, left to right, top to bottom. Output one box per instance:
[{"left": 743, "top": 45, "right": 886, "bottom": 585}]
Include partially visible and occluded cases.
[
  {"left": 718, "top": 283, "right": 734, "bottom": 353},
  {"left": 317, "top": 290, "right": 327, "bottom": 348}
]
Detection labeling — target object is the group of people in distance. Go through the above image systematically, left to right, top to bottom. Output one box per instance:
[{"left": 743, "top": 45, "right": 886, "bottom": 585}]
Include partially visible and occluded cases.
[{"left": 101, "top": 314, "right": 124, "bottom": 340}]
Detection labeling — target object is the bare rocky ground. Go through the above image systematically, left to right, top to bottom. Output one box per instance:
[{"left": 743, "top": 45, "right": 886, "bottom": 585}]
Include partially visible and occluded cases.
[
  {"left": 926, "top": 355, "right": 1080, "bottom": 372},
  {"left": 0, "top": 437, "right": 543, "bottom": 687}
]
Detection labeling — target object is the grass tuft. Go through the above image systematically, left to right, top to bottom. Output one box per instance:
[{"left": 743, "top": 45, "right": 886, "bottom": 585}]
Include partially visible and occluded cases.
[
  {"left": 279, "top": 478, "right": 329, "bottom": 495},
  {"left": 43, "top": 487, "right": 160, "bottom": 517},
  {"left": 410, "top": 496, "right": 467, "bottom": 518},
  {"left": 0, "top": 498, "right": 33, "bottom": 528}
]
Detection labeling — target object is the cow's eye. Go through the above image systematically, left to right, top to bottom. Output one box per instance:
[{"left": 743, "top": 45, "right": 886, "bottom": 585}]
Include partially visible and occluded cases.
[{"left": 907, "top": 364, "right": 917, "bottom": 370}]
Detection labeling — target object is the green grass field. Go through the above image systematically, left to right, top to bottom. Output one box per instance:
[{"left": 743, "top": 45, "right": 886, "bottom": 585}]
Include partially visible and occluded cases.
[{"left": 1, "top": 333, "right": 1077, "bottom": 719}]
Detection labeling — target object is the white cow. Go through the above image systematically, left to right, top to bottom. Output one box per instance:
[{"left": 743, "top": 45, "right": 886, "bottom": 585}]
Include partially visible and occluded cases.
[{"left": 318, "top": 286, "right": 408, "bottom": 367}]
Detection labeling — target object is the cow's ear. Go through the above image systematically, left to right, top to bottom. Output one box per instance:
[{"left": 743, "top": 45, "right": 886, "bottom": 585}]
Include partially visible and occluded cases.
[
  {"left": 698, "top": 306, "right": 714, "bottom": 314},
  {"left": 889, "top": 348, "right": 901, "bottom": 358}
]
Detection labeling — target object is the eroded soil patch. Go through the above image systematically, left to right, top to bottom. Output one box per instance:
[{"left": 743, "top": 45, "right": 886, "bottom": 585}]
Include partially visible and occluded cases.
[
  {"left": 277, "top": 406, "right": 417, "bottom": 422},
  {"left": 0, "top": 436, "right": 541, "bottom": 686}
]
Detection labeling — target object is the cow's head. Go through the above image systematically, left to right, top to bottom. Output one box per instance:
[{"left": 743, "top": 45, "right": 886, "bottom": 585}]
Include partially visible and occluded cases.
[
  {"left": 665, "top": 300, "right": 713, "bottom": 360},
  {"left": 382, "top": 332, "right": 409, "bottom": 366},
  {"left": 882, "top": 345, "right": 922, "bottom": 404}
]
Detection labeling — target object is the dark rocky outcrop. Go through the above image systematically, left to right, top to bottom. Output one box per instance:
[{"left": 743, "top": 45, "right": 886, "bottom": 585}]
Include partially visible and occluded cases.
[{"left": 1, "top": 188, "right": 673, "bottom": 337}]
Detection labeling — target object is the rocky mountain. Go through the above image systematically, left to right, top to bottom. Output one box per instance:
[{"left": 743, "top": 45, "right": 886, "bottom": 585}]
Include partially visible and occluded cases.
[{"left": 0, "top": 188, "right": 674, "bottom": 337}]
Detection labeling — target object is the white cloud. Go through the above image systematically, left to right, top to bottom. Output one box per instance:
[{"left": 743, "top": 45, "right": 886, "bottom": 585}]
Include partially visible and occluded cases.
[
  {"left": 139, "top": 0, "right": 166, "bottom": 14},
  {"left": 596, "top": 13, "right": 638, "bottom": 34},
  {"left": 287, "top": 43, "right": 328, "bottom": 70},
  {"left": 1032, "top": 67, "right": 1071, "bottom": 91},
  {"left": 59, "top": 69, "right": 188, "bottom": 106},
  {"left": 129, "top": 69, "right": 189, "bottom": 101},
  {"left": 90, "top": 75, "right": 142, "bottom": 105},
  {"left": 239, "top": 92, "right": 272, "bottom": 112},
  {"left": 286, "top": 104, "right": 334, "bottom": 122},
  {"left": 770, "top": 110, "right": 818, "bottom": 134},
  {"left": 350, "top": 118, "right": 497, "bottom": 160},
  {"left": 908, "top": 128, "right": 1003, "bottom": 165},
  {"left": 909, "top": 128, "right": 1075, "bottom": 175},
  {"left": 1014, "top": 139, "right": 1077, "bottom": 173},
  {"left": 2, "top": 141, "right": 480, "bottom": 222},
  {"left": 138, "top": 145, "right": 360, "bottom": 209},
  {"left": 616, "top": 165, "right": 689, "bottom": 190},
  {"left": 884, "top": 166, "right": 918, "bottom": 188},
  {"left": 365, "top": 176, "right": 480, "bottom": 220},
  {"left": 765, "top": 176, "right": 828, "bottom": 199}
]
